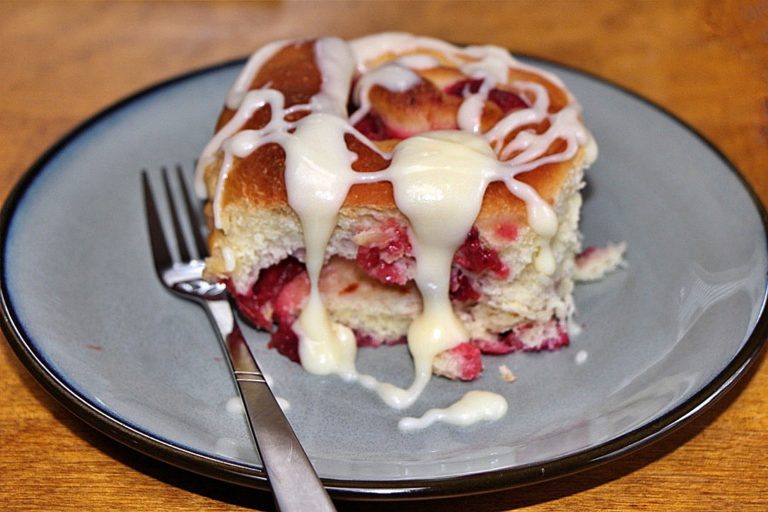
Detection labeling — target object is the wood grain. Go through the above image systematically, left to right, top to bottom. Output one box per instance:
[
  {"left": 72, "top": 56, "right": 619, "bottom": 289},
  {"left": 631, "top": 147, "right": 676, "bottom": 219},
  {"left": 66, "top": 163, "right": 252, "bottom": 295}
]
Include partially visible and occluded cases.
[{"left": 1, "top": 1, "right": 766, "bottom": 510}]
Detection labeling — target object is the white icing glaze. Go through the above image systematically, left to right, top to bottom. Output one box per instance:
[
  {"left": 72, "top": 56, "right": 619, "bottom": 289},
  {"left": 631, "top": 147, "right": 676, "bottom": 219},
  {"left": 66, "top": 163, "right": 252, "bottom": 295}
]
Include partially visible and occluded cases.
[
  {"left": 349, "top": 32, "right": 457, "bottom": 72},
  {"left": 350, "top": 32, "right": 568, "bottom": 89},
  {"left": 198, "top": 34, "right": 594, "bottom": 422},
  {"left": 310, "top": 37, "right": 355, "bottom": 117},
  {"left": 226, "top": 39, "right": 292, "bottom": 110},
  {"left": 462, "top": 45, "right": 515, "bottom": 84},
  {"left": 394, "top": 54, "right": 441, "bottom": 69},
  {"left": 349, "top": 63, "right": 422, "bottom": 125},
  {"left": 196, "top": 88, "right": 291, "bottom": 206},
  {"left": 457, "top": 92, "right": 488, "bottom": 133},
  {"left": 282, "top": 113, "right": 365, "bottom": 376},
  {"left": 359, "top": 131, "right": 499, "bottom": 409},
  {"left": 398, "top": 391, "right": 508, "bottom": 431}
]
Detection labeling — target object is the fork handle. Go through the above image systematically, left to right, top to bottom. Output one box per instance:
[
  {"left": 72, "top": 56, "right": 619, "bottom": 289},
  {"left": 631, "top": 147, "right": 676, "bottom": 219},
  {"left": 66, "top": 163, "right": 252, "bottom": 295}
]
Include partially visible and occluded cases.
[{"left": 206, "top": 300, "right": 337, "bottom": 512}]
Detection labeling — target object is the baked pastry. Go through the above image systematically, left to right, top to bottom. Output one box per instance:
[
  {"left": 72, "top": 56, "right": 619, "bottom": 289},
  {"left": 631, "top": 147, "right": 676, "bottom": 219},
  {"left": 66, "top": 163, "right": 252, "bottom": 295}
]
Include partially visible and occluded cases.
[{"left": 196, "top": 33, "right": 598, "bottom": 391}]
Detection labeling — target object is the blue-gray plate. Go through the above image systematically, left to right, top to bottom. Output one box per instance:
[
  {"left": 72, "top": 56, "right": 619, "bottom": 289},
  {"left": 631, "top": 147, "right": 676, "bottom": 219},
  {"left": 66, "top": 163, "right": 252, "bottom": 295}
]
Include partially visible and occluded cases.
[{"left": 2, "top": 58, "right": 767, "bottom": 499}]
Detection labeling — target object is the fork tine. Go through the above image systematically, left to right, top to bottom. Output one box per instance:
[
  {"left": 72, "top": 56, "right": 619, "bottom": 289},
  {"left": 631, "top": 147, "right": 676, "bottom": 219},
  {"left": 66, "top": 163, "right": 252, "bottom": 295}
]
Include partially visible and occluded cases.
[
  {"left": 176, "top": 164, "right": 209, "bottom": 259},
  {"left": 161, "top": 166, "right": 192, "bottom": 262},
  {"left": 142, "top": 171, "right": 173, "bottom": 273}
]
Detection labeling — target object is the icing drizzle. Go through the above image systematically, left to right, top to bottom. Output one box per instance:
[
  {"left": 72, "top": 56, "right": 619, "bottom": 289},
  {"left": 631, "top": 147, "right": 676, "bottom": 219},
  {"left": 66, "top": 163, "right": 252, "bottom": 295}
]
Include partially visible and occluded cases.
[{"left": 196, "top": 33, "right": 592, "bottom": 429}]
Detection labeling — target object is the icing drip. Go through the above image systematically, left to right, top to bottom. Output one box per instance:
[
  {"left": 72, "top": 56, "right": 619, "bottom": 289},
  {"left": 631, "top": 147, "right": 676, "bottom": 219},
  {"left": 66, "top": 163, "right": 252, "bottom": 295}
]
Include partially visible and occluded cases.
[
  {"left": 198, "top": 34, "right": 593, "bottom": 427},
  {"left": 282, "top": 114, "right": 363, "bottom": 377},
  {"left": 374, "top": 132, "right": 496, "bottom": 408},
  {"left": 398, "top": 391, "right": 508, "bottom": 431}
]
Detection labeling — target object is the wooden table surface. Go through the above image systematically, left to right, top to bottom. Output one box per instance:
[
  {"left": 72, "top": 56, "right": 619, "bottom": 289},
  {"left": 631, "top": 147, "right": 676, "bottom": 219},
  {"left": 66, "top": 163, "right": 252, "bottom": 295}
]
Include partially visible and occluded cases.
[{"left": 1, "top": 1, "right": 766, "bottom": 510}]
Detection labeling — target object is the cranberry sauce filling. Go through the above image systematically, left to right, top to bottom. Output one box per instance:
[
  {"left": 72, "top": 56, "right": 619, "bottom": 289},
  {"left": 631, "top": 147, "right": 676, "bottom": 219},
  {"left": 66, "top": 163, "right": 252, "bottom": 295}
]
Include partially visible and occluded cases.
[
  {"left": 350, "top": 77, "right": 526, "bottom": 141},
  {"left": 444, "top": 78, "right": 483, "bottom": 96},
  {"left": 347, "top": 79, "right": 407, "bottom": 141},
  {"left": 444, "top": 79, "right": 528, "bottom": 113},
  {"left": 487, "top": 88, "right": 528, "bottom": 113},
  {"left": 353, "top": 111, "right": 395, "bottom": 141},
  {"left": 355, "top": 221, "right": 412, "bottom": 285},
  {"left": 494, "top": 221, "right": 519, "bottom": 242},
  {"left": 355, "top": 224, "right": 508, "bottom": 303},
  {"left": 229, "top": 225, "right": 510, "bottom": 367},
  {"left": 450, "top": 227, "right": 509, "bottom": 302},
  {"left": 454, "top": 227, "right": 509, "bottom": 278},
  {"left": 575, "top": 246, "right": 601, "bottom": 268},
  {"left": 228, "top": 256, "right": 304, "bottom": 329},
  {"left": 228, "top": 257, "right": 306, "bottom": 362},
  {"left": 450, "top": 268, "right": 481, "bottom": 302},
  {"left": 474, "top": 319, "right": 569, "bottom": 355},
  {"left": 269, "top": 321, "right": 301, "bottom": 363},
  {"left": 355, "top": 330, "right": 406, "bottom": 348},
  {"left": 438, "top": 342, "right": 483, "bottom": 381}
]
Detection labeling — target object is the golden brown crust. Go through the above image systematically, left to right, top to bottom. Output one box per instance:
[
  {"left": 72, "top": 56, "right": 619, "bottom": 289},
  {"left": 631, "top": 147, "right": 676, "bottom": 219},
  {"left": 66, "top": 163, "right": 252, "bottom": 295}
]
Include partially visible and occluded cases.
[
  {"left": 212, "top": 38, "right": 585, "bottom": 229},
  {"left": 215, "top": 41, "right": 320, "bottom": 130}
]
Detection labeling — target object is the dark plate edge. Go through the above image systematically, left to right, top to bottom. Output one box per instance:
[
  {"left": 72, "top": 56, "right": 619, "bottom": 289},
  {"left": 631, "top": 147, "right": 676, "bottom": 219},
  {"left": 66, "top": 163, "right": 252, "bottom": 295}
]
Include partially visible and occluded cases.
[{"left": 1, "top": 52, "right": 767, "bottom": 501}]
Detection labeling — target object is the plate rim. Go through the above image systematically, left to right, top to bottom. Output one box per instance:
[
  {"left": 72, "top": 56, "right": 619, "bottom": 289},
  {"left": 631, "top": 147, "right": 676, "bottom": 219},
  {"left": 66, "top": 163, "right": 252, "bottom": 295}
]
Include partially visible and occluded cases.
[{"left": 2, "top": 54, "right": 767, "bottom": 500}]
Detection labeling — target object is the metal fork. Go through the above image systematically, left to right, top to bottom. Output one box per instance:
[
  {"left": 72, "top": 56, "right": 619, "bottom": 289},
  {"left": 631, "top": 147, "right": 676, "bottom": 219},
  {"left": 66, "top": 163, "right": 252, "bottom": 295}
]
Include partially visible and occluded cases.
[{"left": 142, "top": 166, "right": 336, "bottom": 512}]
